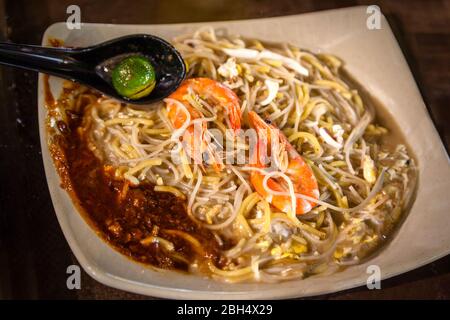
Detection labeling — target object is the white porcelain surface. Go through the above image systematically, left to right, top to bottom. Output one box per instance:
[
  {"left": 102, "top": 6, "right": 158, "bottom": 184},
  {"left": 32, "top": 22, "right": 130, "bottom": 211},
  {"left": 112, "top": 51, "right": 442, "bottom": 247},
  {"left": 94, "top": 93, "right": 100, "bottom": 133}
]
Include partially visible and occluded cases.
[{"left": 38, "top": 6, "right": 450, "bottom": 299}]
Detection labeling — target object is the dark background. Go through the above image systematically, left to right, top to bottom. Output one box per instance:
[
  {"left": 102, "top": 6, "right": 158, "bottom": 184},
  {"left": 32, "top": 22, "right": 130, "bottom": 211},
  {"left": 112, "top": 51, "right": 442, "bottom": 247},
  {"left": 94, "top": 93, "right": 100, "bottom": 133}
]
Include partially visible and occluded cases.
[{"left": 0, "top": 0, "right": 449, "bottom": 299}]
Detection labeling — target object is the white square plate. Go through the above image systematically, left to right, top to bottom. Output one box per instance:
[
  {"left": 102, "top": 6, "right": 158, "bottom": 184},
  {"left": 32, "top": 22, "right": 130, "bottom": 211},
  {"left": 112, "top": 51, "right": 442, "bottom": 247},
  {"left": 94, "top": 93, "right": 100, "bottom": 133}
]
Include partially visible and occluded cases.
[{"left": 39, "top": 6, "right": 450, "bottom": 299}]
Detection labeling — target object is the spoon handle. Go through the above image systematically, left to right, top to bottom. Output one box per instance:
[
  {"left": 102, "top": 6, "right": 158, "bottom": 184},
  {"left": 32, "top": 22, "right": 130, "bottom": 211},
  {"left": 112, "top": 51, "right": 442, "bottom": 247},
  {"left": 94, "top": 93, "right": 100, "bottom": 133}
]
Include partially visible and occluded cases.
[{"left": 0, "top": 42, "right": 93, "bottom": 80}]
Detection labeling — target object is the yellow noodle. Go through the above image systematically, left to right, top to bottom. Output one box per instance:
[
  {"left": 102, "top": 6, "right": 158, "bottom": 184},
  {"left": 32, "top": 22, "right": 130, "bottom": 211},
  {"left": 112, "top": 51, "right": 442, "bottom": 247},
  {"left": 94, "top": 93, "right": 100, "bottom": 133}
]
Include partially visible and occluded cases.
[
  {"left": 104, "top": 117, "right": 154, "bottom": 126},
  {"left": 127, "top": 158, "right": 162, "bottom": 175},
  {"left": 154, "top": 185, "right": 186, "bottom": 200}
]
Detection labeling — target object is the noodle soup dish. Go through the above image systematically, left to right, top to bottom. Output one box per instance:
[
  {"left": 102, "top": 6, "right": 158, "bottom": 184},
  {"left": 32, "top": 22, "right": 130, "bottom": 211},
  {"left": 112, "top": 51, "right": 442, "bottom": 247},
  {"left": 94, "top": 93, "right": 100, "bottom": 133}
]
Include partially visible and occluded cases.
[{"left": 44, "top": 27, "right": 417, "bottom": 284}]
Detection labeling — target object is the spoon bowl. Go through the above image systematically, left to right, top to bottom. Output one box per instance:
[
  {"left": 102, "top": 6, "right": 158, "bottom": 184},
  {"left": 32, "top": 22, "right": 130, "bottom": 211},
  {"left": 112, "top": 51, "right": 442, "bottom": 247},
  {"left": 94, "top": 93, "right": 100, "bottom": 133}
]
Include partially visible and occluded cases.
[{"left": 0, "top": 34, "right": 186, "bottom": 105}]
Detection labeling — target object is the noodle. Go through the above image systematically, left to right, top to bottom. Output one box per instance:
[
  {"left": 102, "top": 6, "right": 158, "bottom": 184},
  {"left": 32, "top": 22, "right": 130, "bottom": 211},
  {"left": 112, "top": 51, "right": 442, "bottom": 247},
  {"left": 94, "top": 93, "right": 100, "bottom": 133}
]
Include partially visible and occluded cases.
[{"left": 51, "top": 27, "right": 417, "bottom": 283}]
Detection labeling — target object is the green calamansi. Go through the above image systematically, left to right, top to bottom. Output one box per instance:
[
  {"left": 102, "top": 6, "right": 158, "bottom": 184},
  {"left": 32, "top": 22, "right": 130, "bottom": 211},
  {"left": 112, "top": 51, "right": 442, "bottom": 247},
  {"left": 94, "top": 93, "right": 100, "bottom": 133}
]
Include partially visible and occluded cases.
[{"left": 112, "top": 56, "right": 156, "bottom": 99}]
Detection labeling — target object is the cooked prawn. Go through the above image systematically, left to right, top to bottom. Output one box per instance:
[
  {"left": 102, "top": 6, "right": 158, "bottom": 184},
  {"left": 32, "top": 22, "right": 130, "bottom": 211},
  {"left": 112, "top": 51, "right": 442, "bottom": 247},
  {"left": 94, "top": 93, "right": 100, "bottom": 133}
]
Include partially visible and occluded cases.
[
  {"left": 165, "top": 78, "right": 241, "bottom": 169},
  {"left": 248, "top": 111, "right": 319, "bottom": 215}
]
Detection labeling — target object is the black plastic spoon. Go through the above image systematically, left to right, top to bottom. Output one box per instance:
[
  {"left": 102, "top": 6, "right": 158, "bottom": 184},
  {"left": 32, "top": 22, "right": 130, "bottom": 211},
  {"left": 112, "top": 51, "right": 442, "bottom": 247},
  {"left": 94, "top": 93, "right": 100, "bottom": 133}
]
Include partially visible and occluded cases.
[{"left": 0, "top": 34, "right": 186, "bottom": 105}]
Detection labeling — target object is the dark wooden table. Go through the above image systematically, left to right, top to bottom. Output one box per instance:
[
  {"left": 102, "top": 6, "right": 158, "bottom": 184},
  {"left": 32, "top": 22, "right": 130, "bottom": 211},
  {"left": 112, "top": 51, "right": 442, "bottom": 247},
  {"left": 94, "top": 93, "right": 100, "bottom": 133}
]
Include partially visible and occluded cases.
[{"left": 0, "top": 0, "right": 449, "bottom": 299}]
